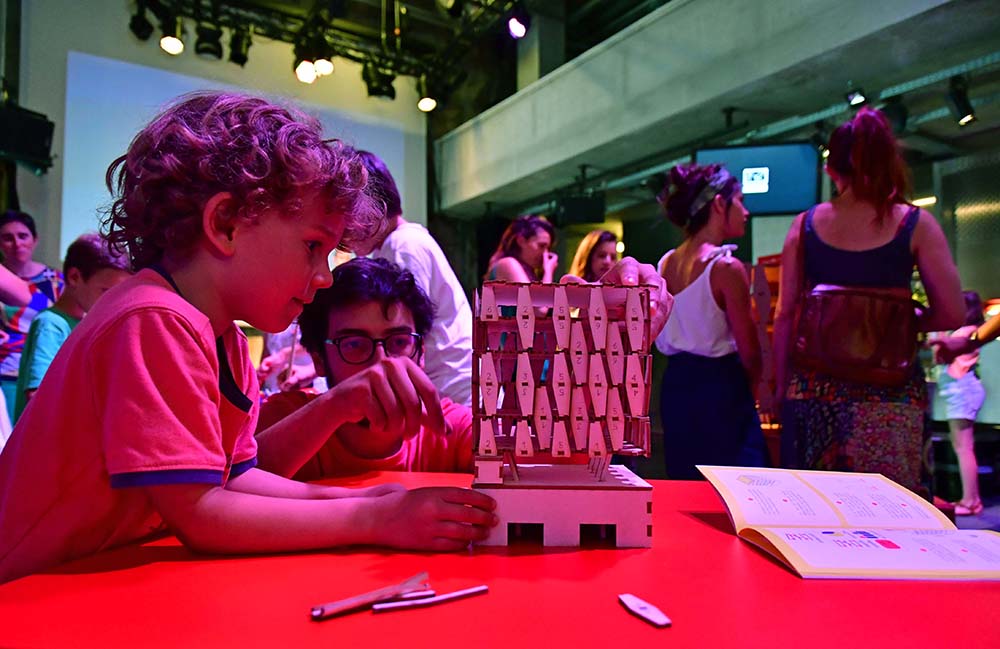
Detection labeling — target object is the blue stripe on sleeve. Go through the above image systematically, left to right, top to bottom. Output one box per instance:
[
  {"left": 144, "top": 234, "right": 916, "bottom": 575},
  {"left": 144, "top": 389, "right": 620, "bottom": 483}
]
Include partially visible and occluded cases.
[
  {"left": 229, "top": 457, "right": 257, "bottom": 479},
  {"left": 110, "top": 469, "right": 225, "bottom": 488}
]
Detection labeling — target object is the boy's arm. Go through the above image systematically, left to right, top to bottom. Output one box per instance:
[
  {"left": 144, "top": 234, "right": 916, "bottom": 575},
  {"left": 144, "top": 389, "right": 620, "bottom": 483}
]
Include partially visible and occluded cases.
[
  {"left": 255, "top": 356, "right": 444, "bottom": 477},
  {"left": 225, "top": 466, "right": 404, "bottom": 500},
  {"left": 141, "top": 481, "right": 496, "bottom": 553}
]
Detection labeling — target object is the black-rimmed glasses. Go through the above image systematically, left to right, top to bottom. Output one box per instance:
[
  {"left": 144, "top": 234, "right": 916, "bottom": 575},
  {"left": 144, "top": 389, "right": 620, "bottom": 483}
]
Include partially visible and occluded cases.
[{"left": 325, "top": 333, "right": 423, "bottom": 365}]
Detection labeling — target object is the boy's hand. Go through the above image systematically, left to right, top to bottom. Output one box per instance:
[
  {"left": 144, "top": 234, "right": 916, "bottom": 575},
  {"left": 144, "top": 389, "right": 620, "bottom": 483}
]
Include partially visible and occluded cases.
[
  {"left": 324, "top": 357, "right": 445, "bottom": 454},
  {"left": 322, "top": 483, "right": 407, "bottom": 499},
  {"left": 368, "top": 487, "right": 497, "bottom": 551}
]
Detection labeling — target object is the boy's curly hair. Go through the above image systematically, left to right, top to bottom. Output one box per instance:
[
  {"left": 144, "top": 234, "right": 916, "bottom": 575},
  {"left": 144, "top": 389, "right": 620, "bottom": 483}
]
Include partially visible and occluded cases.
[{"left": 102, "top": 92, "right": 379, "bottom": 269}]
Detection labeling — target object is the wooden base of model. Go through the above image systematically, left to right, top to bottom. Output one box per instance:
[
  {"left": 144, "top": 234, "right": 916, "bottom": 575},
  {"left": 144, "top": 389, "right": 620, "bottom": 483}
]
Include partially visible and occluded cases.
[{"left": 473, "top": 463, "right": 653, "bottom": 548}]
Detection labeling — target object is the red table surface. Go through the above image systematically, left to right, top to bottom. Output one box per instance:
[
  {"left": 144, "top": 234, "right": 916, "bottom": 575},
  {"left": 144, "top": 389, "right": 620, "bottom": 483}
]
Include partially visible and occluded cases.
[{"left": 0, "top": 472, "right": 998, "bottom": 649}]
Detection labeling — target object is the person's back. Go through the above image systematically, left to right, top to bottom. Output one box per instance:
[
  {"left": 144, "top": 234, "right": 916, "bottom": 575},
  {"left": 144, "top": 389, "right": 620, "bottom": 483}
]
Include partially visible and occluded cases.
[
  {"left": 772, "top": 107, "right": 963, "bottom": 495},
  {"left": 803, "top": 200, "right": 918, "bottom": 288},
  {"left": 377, "top": 222, "right": 473, "bottom": 406}
]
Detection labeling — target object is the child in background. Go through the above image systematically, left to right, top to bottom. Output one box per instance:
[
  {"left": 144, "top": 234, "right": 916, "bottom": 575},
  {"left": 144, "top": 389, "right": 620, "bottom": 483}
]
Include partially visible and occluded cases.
[
  {"left": 0, "top": 91, "right": 497, "bottom": 585},
  {"left": 13, "top": 233, "right": 131, "bottom": 421},
  {"left": 256, "top": 257, "right": 474, "bottom": 479},
  {"left": 935, "top": 291, "right": 987, "bottom": 516}
]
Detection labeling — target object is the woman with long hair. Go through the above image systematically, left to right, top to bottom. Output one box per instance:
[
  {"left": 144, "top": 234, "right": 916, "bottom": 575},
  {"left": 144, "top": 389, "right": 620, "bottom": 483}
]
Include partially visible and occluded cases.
[
  {"left": 772, "top": 107, "right": 963, "bottom": 496},
  {"left": 654, "top": 163, "right": 768, "bottom": 479},
  {"left": 486, "top": 215, "right": 559, "bottom": 284},
  {"left": 568, "top": 230, "right": 618, "bottom": 282}
]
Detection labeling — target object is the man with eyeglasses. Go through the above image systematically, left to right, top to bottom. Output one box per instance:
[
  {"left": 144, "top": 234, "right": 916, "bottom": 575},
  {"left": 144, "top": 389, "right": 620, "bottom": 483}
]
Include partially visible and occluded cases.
[{"left": 254, "top": 258, "right": 473, "bottom": 480}]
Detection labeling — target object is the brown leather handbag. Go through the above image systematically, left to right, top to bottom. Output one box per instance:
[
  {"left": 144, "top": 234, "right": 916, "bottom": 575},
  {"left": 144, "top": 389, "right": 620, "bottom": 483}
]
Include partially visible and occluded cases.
[{"left": 791, "top": 215, "right": 919, "bottom": 388}]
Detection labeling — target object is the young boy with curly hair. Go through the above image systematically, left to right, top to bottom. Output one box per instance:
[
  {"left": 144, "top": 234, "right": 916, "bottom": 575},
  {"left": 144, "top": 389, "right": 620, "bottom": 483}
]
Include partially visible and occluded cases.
[{"left": 0, "top": 92, "right": 497, "bottom": 584}]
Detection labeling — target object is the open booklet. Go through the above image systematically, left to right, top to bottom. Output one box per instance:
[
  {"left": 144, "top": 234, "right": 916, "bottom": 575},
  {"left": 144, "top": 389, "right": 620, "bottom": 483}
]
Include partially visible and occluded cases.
[{"left": 698, "top": 465, "right": 1000, "bottom": 580}]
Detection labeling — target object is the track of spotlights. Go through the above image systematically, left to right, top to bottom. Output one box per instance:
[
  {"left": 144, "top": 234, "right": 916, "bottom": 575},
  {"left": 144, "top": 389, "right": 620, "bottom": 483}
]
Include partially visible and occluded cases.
[
  {"left": 507, "top": 3, "right": 531, "bottom": 39},
  {"left": 129, "top": 10, "right": 154, "bottom": 41},
  {"left": 160, "top": 16, "right": 184, "bottom": 55},
  {"left": 195, "top": 24, "right": 223, "bottom": 59},
  {"left": 229, "top": 28, "right": 251, "bottom": 67},
  {"left": 362, "top": 62, "right": 396, "bottom": 99},
  {"left": 416, "top": 75, "right": 437, "bottom": 112},
  {"left": 947, "top": 76, "right": 976, "bottom": 127},
  {"left": 845, "top": 88, "right": 866, "bottom": 107}
]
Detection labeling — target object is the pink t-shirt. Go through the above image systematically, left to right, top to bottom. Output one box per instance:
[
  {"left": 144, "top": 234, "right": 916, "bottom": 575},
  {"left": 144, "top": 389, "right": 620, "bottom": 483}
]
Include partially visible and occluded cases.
[
  {"left": 0, "top": 269, "right": 259, "bottom": 584},
  {"left": 257, "top": 391, "right": 473, "bottom": 480}
]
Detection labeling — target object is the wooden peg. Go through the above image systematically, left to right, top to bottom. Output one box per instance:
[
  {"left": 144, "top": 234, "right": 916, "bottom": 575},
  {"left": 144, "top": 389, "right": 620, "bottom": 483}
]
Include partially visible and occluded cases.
[
  {"left": 480, "top": 285, "right": 499, "bottom": 321},
  {"left": 516, "top": 285, "right": 535, "bottom": 349},
  {"left": 552, "top": 285, "right": 570, "bottom": 349},
  {"left": 588, "top": 287, "right": 608, "bottom": 350},
  {"left": 624, "top": 287, "right": 644, "bottom": 351},
  {"left": 569, "top": 321, "right": 589, "bottom": 385},
  {"left": 606, "top": 322, "right": 625, "bottom": 386},
  {"left": 480, "top": 352, "right": 499, "bottom": 416},
  {"left": 515, "top": 352, "right": 534, "bottom": 416},
  {"left": 551, "top": 353, "right": 571, "bottom": 415},
  {"left": 588, "top": 354, "right": 608, "bottom": 417},
  {"left": 624, "top": 354, "right": 646, "bottom": 415},
  {"left": 533, "top": 386, "right": 553, "bottom": 449},
  {"left": 570, "top": 386, "right": 589, "bottom": 450},
  {"left": 607, "top": 388, "right": 625, "bottom": 451},
  {"left": 477, "top": 418, "right": 498, "bottom": 456},
  {"left": 514, "top": 420, "right": 534, "bottom": 457},
  {"left": 551, "top": 420, "right": 571, "bottom": 458},
  {"left": 588, "top": 420, "right": 607, "bottom": 457}
]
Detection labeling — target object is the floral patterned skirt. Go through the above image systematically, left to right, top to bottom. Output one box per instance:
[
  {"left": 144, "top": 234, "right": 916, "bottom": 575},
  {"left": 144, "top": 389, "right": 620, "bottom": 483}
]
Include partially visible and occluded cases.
[{"left": 781, "top": 368, "right": 932, "bottom": 498}]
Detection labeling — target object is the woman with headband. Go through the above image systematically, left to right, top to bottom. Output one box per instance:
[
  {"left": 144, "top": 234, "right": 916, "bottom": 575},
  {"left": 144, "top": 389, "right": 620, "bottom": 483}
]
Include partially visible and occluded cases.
[{"left": 653, "top": 163, "right": 768, "bottom": 479}]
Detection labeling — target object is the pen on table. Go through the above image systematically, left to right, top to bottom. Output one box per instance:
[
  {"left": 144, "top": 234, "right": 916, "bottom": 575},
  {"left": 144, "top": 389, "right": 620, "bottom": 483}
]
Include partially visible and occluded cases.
[
  {"left": 309, "top": 572, "right": 430, "bottom": 621},
  {"left": 372, "top": 585, "right": 488, "bottom": 613}
]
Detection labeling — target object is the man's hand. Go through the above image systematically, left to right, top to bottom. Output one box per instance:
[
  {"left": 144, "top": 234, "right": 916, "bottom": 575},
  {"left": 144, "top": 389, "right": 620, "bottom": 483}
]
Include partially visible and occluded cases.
[{"left": 322, "top": 357, "right": 445, "bottom": 458}]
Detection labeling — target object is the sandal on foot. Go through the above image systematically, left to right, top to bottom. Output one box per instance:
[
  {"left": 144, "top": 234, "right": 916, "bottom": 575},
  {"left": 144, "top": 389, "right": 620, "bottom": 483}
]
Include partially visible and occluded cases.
[{"left": 954, "top": 500, "right": 984, "bottom": 516}]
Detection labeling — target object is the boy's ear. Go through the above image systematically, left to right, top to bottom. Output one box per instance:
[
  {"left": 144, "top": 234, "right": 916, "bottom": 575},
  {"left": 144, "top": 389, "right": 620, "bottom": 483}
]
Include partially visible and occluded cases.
[
  {"left": 202, "top": 192, "right": 240, "bottom": 257},
  {"left": 65, "top": 267, "right": 83, "bottom": 286}
]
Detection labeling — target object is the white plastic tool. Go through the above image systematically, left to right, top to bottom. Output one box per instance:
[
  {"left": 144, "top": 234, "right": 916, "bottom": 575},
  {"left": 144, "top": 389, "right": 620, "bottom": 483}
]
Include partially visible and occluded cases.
[{"left": 618, "top": 593, "right": 671, "bottom": 628}]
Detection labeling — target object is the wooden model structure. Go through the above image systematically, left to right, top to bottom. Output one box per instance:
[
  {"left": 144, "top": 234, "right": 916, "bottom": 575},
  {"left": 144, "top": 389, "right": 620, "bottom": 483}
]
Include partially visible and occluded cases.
[{"left": 472, "top": 281, "right": 654, "bottom": 548}]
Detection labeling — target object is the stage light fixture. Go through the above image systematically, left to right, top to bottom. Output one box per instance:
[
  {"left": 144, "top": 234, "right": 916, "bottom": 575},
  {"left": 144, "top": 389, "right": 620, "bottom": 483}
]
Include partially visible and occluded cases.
[
  {"left": 507, "top": 3, "right": 531, "bottom": 39},
  {"left": 129, "top": 5, "right": 154, "bottom": 41},
  {"left": 159, "top": 16, "right": 185, "bottom": 55},
  {"left": 195, "top": 24, "right": 223, "bottom": 59},
  {"left": 229, "top": 28, "right": 251, "bottom": 67},
  {"left": 293, "top": 42, "right": 316, "bottom": 84},
  {"left": 314, "top": 56, "right": 334, "bottom": 76},
  {"left": 362, "top": 62, "right": 396, "bottom": 99},
  {"left": 416, "top": 75, "right": 437, "bottom": 112},
  {"left": 947, "top": 76, "right": 976, "bottom": 127},
  {"left": 845, "top": 87, "right": 866, "bottom": 107},
  {"left": 881, "top": 96, "right": 908, "bottom": 134}
]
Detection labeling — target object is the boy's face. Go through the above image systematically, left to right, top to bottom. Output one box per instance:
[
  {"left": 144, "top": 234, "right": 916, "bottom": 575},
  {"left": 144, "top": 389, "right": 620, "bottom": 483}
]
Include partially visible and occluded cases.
[
  {"left": 231, "top": 191, "right": 344, "bottom": 333},
  {"left": 74, "top": 268, "right": 131, "bottom": 312},
  {"left": 316, "top": 299, "right": 420, "bottom": 386}
]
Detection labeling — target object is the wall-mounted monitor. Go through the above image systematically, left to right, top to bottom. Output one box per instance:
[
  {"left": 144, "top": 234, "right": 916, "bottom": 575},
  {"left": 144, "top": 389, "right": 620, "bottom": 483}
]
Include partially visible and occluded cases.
[{"left": 695, "top": 142, "right": 820, "bottom": 215}]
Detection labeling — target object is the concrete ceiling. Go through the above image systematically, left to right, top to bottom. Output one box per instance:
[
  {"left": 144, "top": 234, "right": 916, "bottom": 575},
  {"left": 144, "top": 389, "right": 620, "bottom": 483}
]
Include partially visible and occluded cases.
[{"left": 436, "top": 0, "right": 1000, "bottom": 218}]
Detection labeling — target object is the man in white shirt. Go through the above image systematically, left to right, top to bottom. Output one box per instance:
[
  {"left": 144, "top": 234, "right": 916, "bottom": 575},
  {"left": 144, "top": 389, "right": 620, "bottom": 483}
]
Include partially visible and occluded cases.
[{"left": 351, "top": 151, "right": 473, "bottom": 406}]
